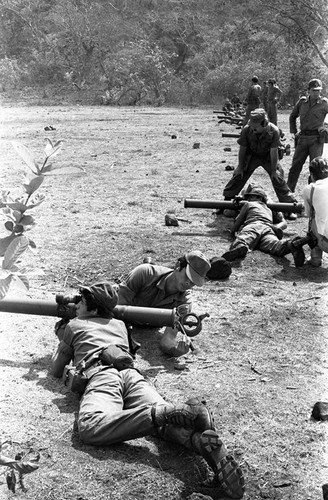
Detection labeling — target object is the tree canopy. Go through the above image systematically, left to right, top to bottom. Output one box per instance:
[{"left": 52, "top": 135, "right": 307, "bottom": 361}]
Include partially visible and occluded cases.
[{"left": 0, "top": 0, "right": 327, "bottom": 104}]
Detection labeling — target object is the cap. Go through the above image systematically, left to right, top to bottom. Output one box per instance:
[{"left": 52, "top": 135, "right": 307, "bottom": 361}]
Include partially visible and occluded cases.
[
  {"left": 308, "top": 78, "right": 322, "bottom": 90},
  {"left": 249, "top": 108, "right": 267, "bottom": 126},
  {"left": 243, "top": 186, "right": 267, "bottom": 202},
  {"left": 185, "top": 250, "right": 211, "bottom": 286},
  {"left": 206, "top": 257, "right": 232, "bottom": 280},
  {"left": 79, "top": 282, "right": 118, "bottom": 313}
]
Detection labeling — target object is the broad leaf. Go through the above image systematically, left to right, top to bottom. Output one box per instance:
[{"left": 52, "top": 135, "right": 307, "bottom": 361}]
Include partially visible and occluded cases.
[
  {"left": 44, "top": 138, "right": 54, "bottom": 156},
  {"left": 44, "top": 139, "right": 64, "bottom": 160},
  {"left": 11, "top": 142, "right": 39, "bottom": 174},
  {"left": 23, "top": 176, "right": 44, "bottom": 196},
  {"left": 4, "top": 202, "right": 27, "bottom": 212},
  {"left": 20, "top": 215, "right": 35, "bottom": 227},
  {"left": 4, "top": 221, "right": 14, "bottom": 232},
  {"left": 0, "top": 235, "right": 15, "bottom": 257},
  {"left": 2, "top": 236, "right": 29, "bottom": 270},
  {"left": 0, "top": 275, "right": 12, "bottom": 299},
  {"left": 12, "top": 275, "right": 29, "bottom": 291}
]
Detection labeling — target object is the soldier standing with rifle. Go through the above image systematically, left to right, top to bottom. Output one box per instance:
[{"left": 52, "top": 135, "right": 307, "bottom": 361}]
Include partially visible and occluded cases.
[
  {"left": 287, "top": 78, "right": 328, "bottom": 193},
  {"left": 223, "top": 108, "right": 299, "bottom": 220},
  {"left": 51, "top": 281, "right": 245, "bottom": 500}
]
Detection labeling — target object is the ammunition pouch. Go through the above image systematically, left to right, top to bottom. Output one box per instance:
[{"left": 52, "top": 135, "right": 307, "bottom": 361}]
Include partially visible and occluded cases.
[
  {"left": 62, "top": 344, "right": 135, "bottom": 394},
  {"left": 99, "top": 345, "right": 135, "bottom": 371},
  {"left": 62, "top": 365, "right": 89, "bottom": 394}
]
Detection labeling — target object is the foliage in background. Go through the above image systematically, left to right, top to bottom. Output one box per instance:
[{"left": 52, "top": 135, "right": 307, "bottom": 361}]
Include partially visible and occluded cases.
[
  {"left": 0, "top": 0, "right": 327, "bottom": 104},
  {"left": 0, "top": 139, "right": 83, "bottom": 299}
]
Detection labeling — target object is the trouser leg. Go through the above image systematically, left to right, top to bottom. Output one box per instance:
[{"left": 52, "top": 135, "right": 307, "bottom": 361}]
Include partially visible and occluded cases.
[
  {"left": 267, "top": 102, "right": 277, "bottom": 125},
  {"left": 287, "top": 137, "right": 311, "bottom": 192},
  {"left": 223, "top": 158, "right": 257, "bottom": 199},
  {"left": 262, "top": 160, "right": 297, "bottom": 203},
  {"left": 231, "top": 223, "right": 263, "bottom": 251},
  {"left": 258, "top": 228, "right": 290, "bottom": 255},
  {"left": 78, "top": 367, "right": 165, "bottom": 446}
]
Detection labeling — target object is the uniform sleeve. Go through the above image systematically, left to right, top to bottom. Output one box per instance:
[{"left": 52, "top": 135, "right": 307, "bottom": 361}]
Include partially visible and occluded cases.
[
  {"left": 289, "top": 99, "right": 302, "bottom": 134},
  {"left": 237, "top": 127, "right": 249, "bottom": 148},
  {"left": 270, "top": 127, "right": 280, "bottom": 149},
  {"left": 302, "top": 185, "right": 312, "bottom": 217},
  {"left": 118, "top": 264, "right": 151, "bottom": 305},
  {"left": 50, "top": 323, "right": 74, "bottom": 378}
]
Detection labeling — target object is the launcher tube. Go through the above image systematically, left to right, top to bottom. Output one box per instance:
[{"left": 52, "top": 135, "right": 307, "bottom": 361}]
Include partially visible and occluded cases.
[
  {"left": 184, "top": 199, "right": 304, "bottom": 214},
  {"left": 0, "top": 298, "right": 176, "bottom": 327}
]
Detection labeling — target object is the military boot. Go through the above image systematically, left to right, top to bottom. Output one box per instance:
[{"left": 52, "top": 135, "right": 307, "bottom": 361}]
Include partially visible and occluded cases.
[
  {"left": 287, "top": 236, "right": 307, "bottom": 267},
  {"left": 222, "top": 244, "right": 248, "bottom": 262},
  {"left": 152, "top": 397, "right": 214, "bottom": 431},
  {"left": 191, "top": 429, "right": 245, "bottom": 499}
]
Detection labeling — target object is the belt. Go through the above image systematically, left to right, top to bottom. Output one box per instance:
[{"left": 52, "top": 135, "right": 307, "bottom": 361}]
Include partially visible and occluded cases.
[{"left": 300, "top": 130, "right": 319, "bottom": 136}]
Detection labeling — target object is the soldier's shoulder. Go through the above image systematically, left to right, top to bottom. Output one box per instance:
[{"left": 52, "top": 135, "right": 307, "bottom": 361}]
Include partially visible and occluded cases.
[
  {"left": 298, "top": 96, "right": 307, "bottom": 101},
  {"left": 321, "top": 96, "right": 328, "bottom": 103}
]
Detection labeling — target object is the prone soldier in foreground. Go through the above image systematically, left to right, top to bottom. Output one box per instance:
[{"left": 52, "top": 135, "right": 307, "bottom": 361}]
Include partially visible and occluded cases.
[
  {"left": 221, "top": 185, "right": 315, "bottom": 267},
  {"left": 51, "top": 282, "right": 245, "bottom": 499}
]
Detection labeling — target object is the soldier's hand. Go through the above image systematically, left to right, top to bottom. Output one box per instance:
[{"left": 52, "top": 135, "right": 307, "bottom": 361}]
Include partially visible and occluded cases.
[{"left": 271, "top": 171, "right": 279, "bottom": 182}]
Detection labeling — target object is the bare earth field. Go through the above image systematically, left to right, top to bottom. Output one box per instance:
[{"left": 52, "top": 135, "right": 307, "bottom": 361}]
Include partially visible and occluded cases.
[{"left": 0, "top": 103, "right": 328, "bottom": 500}]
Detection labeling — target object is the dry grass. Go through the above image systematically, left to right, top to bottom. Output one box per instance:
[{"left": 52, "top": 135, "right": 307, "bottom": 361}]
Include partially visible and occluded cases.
[{"left": 0, "top": 104, "right": 327, "bottom": 499}]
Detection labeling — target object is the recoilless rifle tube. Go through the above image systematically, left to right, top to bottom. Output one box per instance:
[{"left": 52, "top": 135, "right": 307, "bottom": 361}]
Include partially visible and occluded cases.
[
  {"left": 184, "top": 198, "right": 304, "bottom": 214},
  {"left": 0, "top": 296, "right": 208, "bottom": 337}
]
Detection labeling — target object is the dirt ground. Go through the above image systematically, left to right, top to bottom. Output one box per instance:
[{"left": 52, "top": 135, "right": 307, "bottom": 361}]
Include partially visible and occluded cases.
[{"left": 0, "top": 103, "right": 328, "bottom": 500}]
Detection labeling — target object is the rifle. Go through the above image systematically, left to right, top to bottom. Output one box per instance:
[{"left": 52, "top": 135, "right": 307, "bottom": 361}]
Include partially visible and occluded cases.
[
  {"left": 184, "top": 197, "right": 304, "bottom": 214},
  {"left": 0, "top": 295, "right": 209, "bottom": 338}
]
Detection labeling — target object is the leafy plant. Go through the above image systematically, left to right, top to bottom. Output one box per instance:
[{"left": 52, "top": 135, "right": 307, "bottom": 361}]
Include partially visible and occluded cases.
[{"left": 0, "top": 139, "right": 83, "bottom": 299}]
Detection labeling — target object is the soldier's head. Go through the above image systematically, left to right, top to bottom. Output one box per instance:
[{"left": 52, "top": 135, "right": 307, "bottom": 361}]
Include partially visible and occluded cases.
[
  {"left": 251, "top": 75, "right": 259, "bottom": 84},
  {"left": 268, "top": 78, "right": 276, "bottom": 86},
  {"left": 308, "top": 78, "right": 322, "bottom": 99},
  {"left": 248, "top": 108, "right": 268, "bottom": 132},
  {"left": 309, "top": 157, "right": 328, "bottom": 182},
  {"left": 243, "top": 184, "right": 268, "bottom": 204},
  {"left": 173, "top": 250, "right": 211, "bottom": 291},
  {"left": 78, "top": 282, "right": 118, "bottom": 318}
]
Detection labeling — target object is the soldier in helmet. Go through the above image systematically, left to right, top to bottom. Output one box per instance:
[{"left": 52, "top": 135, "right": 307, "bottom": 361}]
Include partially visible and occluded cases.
[
  {"left": 287, "top": 78, "right": 328, "bottom": 192},
  {"left": 223, "top": 108, "right": 299, "bottom": 220},
  {"left": 221, "top": 185, "right": 314, "bottom": 266},
  {"left": 51, "top": 281, "right": 245, "bottom": 499}
]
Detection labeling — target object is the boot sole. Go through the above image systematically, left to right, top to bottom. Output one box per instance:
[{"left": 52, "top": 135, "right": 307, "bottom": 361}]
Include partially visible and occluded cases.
[
  {"left": 222, "top": 246, "right": 248, "bottom": 262},
  {"left": 200, "top": 430, "right": 245, "bottom": 499}
]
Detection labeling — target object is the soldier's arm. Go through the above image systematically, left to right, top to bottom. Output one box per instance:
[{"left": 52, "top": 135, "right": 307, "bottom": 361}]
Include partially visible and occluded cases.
[
  {"left": 289, "top": 99, "right": 303, "bottom": 134},
  {"left": 231, "top": 203, "right": 248, "bottom": 233},
  {"left": 50, "top": 340, "right": 74, "bottom": 378}
]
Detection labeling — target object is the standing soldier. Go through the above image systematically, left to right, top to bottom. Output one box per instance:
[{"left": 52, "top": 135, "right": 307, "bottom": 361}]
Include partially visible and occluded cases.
[
  {"left": 243, "top": 76, "right": 262, "bottom": 125},
  {"left": 267, "top": 78, "right": 282, "bottom": 125},
  {"left": 287, "top": 78, "right": 328, "bottom": 192},
  {"left": 262, "top": 81, "right": 268, "bottom": 111},
  {"left": 223, "top": 108, "right": 299, "bottom": 220}
]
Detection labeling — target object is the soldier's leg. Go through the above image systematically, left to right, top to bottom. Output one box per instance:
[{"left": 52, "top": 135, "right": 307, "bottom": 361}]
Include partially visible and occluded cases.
[
  {"left": 308, "top": 136, "right": 324, "bottom": 162},
  {"left": 287, "top": 137, "right": 310, "bottom": 192},
  {"left": 223, "top": 158, "right": 258, "bottom": 199},
  {"left": 263, "top": 160, "right": 297, "bottom": 203},
  {"left": 222, "top": 223, "right": 262, "bottom": 261},
  {"left": 259, "top": 229, "right": 307, "bottom": 266},
  {"left": 78, "top": 368, "right": 213, "bottom": 446},
  {"left": 159, "top": 425, "right": 245, "bottom": 499}
]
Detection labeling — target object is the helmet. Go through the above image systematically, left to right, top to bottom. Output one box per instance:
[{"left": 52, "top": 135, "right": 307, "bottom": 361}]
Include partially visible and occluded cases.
[{"left": 243, "top": 186, "right": 267, "bottom": 203}]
